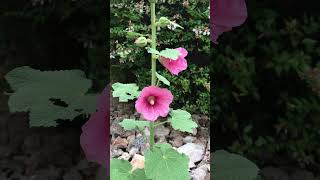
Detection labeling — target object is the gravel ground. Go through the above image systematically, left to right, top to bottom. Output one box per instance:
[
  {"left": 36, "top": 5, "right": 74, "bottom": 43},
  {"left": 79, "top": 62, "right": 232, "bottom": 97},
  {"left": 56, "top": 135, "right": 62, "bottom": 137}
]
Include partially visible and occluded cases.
[
  {"left": 0, "top": 93, "right": 102, "bottom": 180},
  {"left": 110, "top": 96, "right": 211, "bottom": 180}
]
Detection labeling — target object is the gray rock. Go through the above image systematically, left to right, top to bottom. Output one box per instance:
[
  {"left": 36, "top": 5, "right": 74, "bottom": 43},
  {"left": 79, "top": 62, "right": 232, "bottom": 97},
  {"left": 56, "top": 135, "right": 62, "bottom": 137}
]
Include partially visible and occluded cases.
[
  {"left": 111, "top": 121, "right": 125, "bottom": 136},
  {"left": 155, "top": 125, "right": 170, "bottom": 138},
  {"left": 197, "top": 127, "right": 209, "bottom": 139},
  {"left": 144, "top": 128, "right": 150, "bottom": 137},
  {"left": 192, "top": 128, "right": 197, "bottom": 136},
  {"left": 127, "top": 134, "right": 136, "bottom": 148},
  {"left": 172, "top": 135, "right": 184, "bottom": 147},
  {"left": 112, "top": 136, "right": 128, "bottom": 149},
  {"left": 132, "top": 136, "right": 146, "bottom": 149},
  {"left": 158, "top": 136, "right": 167, "bottom": 143},
  {"left": 183, "top": 136, "right": 196, "bottom": 144},
  {"left": 140, "top": 143, "right": 150, "bottom": 155},
  {"left": 177, "top": 143, "right": 205, "bottom": 168},
  {"left": 129, "top": 147, "right": 139, "bottom": 156},
  {"left": 111, "top": 148, "right": 124, "bottom": 157},
  {"left": 119, "top": 152, "right": 131, "bottom": 161},
  {"left": 191, "top": 165, "right": 208, "bottom": 180},
  {"left": 204, "top": 173, "right": 210, "bottom": 180}
]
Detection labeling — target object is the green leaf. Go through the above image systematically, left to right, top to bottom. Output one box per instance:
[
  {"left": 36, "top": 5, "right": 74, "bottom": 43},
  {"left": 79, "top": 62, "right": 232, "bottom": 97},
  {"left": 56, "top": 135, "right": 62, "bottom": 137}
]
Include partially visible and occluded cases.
[
  {"left": 147, "top": 48, "right": 160, "bottom": 55},
  {"left": 147, "top": 48, "right": 180, "bottom": 60},
  {"left": 159, "top": 49, "right": 180, "bottom": 60},
  {"left": 5, "top": 66, "right": 98, "bottom": 127},
  {"left": 155, "top": 72, "right": 170, "bottom": 86},
  {"left": 112, "top": 82, "right": 140, "bottom": 102},
  {"left": 168, "top": 109, "right": 198, "bottom": 133},
  {"left": 119, "top": 119, "right": 150, "bottom": 131},
  {"left": 244, "top": 125, "right": 253, "bottom": 133},
  {"left": 144, "top": 143, "right": 189, "bottom": 180},
  {"left": 212, "top": 150, "right": 260, "bottom": 180},
  {"left": 111, "top": 159, "right": 148, "bottom": 180}
]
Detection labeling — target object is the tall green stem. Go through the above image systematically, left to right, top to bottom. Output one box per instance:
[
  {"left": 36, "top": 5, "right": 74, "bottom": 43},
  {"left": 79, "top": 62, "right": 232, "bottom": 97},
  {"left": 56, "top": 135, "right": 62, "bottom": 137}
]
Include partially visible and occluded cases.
[
  {"left": 149, "top": 1, "right": 157, "bottom": 149},
  {"left": 151, "top": 2, "right": 157, "bottom": 86}
]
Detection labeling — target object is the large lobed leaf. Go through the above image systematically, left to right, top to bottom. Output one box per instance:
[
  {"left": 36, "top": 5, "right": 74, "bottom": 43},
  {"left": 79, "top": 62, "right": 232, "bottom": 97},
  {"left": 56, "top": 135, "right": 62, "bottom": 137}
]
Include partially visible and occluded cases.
[
  {"left": 5, "top": 66, "right": 98, "bottom": 127},
  {"left": 112, "top": 82, "right": 140, "bottom": 102},
  {"left": 168, "top": 109, "right": 198, "bottom": 133},
  {"left": 119, "top": 119, "right": 150, "bottom": 131},
  {"left": 144, "top": 143, "right": 189, "bottom": 180},
  {"left": 212, "top": 150, "right": 260, "bottom": 180},
  {"left": 111, "top": 159, "right": 148, "bottom": 180}
]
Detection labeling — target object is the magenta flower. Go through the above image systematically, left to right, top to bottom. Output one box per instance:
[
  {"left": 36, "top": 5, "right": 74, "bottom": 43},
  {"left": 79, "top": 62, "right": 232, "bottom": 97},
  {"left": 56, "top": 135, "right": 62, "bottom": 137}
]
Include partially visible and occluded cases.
[
  {"left": 211, "top": 0, "right": 247, "bottom": 43},
  {"left": 160, "top": 47, "right": 188, "bottom": 75},
  {"left": 80, "top": 86, "right": 109, "bottom": 167},
  {"left": 135, "top": 86, "right": 173, "bottom": 121}
]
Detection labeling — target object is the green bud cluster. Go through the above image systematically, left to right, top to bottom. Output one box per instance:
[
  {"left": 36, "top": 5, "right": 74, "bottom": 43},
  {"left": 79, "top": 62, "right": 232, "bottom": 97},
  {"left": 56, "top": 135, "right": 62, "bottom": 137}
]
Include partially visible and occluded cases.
[{"left": 157, "top": 17, "right": 171, "bottom": 27}]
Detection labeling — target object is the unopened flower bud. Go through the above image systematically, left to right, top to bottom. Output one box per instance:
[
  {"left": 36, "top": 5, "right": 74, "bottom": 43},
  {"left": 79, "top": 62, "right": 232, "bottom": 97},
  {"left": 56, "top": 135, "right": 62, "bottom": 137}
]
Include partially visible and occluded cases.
[
  {"left": 157, "top": 17, "right": 171, "bottom": 27},
  {"left": 135, "top": 37, "right": 148, "bottom": 47}
]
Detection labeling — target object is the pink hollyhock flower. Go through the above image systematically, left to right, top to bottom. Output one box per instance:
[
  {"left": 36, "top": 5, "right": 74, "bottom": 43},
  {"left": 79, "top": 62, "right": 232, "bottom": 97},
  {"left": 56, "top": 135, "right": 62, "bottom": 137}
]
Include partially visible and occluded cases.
[
  {"left": 211, "top": 0, "right": 248, "bottom": 43},
  {"left": 160, "top": 47, "right": 188, "bottom": 75},
  {"left": 80, "top": 86, "right": 109, "bottom": 168},
  {"left": 135, "top": 86, "right": 173, "bottom": 121}
]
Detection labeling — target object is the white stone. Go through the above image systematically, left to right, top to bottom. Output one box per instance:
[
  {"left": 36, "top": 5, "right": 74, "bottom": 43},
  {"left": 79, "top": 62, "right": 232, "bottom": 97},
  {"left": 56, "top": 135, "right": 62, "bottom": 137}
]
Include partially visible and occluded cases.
[
  {"left": 183, "top": 136, "right": 196, "bottom": 143},
  {"left": 177, "top": 143, "right": 205, "bottom": 168},
  {"left": 129, "top": 147, "right": 139, "bottom": 156},
  {"left": 118, "top": 152, "right": 130, "bottom": 161},
  {"left": 131, "top": 154, "right": 145, "bottom": 171},
  {"left": 191, "top": 165, "right": 208, "bottom": 180}
]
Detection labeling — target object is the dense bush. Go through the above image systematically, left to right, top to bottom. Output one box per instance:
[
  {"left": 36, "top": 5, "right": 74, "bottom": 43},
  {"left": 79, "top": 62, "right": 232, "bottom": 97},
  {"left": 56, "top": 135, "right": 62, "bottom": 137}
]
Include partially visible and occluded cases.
[
  {"left": 0, "top": 0, "right": 107, "bottom": 90},
  {"left": 110, "top": 0, "right": 210, "bottom": 114},
  {"left": 212, "top": 5, "right": 320, "bottom": 168}
]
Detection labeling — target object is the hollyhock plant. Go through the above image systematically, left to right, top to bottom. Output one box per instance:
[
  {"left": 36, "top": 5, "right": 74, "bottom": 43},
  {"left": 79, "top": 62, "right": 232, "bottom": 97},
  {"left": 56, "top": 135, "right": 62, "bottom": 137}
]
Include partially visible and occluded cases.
[
  {"left": 210, "top": 0, "right": 247, "bottom": 43},
  {"left": 110, "top": 1, "right": 198, "bottom": 180},
  {"left": 160, "top": 47, "right": 188, "bottom": 75},
  {"left": 80, "top": 86, "right": 109, "bottom": 167},
  {"left": 135, "top": 86, "right": 173, "bottom": 121}
]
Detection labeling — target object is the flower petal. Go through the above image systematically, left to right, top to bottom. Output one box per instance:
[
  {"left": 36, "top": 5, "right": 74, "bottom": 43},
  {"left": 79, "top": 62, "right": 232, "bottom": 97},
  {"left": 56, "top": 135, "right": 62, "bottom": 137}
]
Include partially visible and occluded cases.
[
  {"left": 210, "top": 0, "right": 247, "bottom": 43},
  {"left": 176, "top": 47, "right": 188, "bottom": 58},
  {"left": 80, "top": 86, "right": 109, "bottom": 168},
  {"left": 135, "top": 86, "right": 173, "bottom": 121}
]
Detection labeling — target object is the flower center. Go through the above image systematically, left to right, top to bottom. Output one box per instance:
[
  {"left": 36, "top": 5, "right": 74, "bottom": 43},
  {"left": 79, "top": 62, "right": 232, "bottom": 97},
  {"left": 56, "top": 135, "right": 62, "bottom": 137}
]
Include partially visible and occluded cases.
[{"left": 148, "top": 96, "right": 156, "bottom": 105}]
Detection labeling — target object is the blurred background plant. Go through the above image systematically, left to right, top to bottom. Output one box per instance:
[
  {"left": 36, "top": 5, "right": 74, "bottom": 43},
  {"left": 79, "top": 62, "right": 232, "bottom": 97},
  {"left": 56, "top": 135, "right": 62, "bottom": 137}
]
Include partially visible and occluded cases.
[
  {"left": 0, "top": 0, "right": 107, "bottom": 91},
  {"left": 110, "top": 0, "right": 210, "bottom": 115},
  {"left": 212, "top": 0, "right": 320, "bottom": 172}
]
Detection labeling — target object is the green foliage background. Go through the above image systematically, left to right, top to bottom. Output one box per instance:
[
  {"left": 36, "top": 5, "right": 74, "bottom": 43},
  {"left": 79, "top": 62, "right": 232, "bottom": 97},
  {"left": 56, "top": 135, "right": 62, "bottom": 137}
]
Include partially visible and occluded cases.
[
  {"left": 110, "top": 0, "right": 210, "bottom": 115},
  {"left": 212, "top": 1, "right": 320, "bottom": 169}
]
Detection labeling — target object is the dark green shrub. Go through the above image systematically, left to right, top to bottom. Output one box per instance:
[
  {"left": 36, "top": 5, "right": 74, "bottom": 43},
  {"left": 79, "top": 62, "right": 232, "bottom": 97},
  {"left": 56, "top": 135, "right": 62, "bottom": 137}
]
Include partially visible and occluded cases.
[{"left": 212, "top": 6, "right": 320, "bottom": 167}]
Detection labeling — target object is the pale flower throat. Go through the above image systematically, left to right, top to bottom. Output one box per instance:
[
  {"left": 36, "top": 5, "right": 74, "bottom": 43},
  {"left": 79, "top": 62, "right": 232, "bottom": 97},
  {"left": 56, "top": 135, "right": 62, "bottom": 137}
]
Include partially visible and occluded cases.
[{"left": 148, "top": 96, "right": 156, "bottom": 105}]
